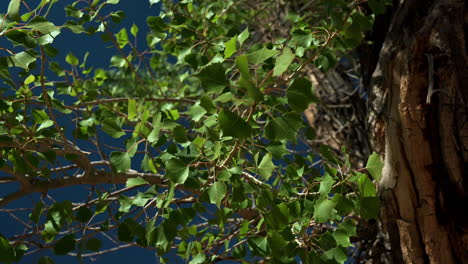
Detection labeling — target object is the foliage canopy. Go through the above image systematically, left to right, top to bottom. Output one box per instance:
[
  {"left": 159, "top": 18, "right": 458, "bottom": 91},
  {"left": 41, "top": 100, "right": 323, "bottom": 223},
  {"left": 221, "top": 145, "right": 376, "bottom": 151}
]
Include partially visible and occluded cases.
[{"left": 0, "top": 0, "right": 387, "bottom": 263}]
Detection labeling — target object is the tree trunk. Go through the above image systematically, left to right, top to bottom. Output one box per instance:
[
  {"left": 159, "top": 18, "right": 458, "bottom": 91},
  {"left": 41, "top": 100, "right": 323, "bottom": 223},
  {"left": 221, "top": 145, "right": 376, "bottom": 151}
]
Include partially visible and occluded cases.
[{"left": 366, "top": 0, "right": 468, "bottom": 263}]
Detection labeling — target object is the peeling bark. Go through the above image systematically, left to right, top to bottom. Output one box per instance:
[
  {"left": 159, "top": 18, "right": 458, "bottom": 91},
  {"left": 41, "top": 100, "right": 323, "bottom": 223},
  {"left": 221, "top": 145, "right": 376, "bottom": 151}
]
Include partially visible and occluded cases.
[{"left": 366, "top": 0, "right": 468, "bottom": 263}]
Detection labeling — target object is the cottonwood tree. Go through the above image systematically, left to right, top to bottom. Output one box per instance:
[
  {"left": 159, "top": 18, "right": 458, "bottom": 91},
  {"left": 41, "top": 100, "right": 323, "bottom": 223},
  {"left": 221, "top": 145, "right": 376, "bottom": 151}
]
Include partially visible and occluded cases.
[
  {"left": 0, "top": 0, "right": 389, "bottom": 263},
  {"left": 362, "top": 0, "right": 468, "bottom": 262}
]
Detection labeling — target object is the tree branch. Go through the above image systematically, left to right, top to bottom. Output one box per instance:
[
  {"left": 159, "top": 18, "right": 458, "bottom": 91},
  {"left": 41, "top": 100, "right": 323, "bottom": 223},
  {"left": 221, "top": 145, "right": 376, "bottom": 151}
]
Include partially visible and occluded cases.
[{"left": 0, "top": 170, "right": 166, "bottom": 208}]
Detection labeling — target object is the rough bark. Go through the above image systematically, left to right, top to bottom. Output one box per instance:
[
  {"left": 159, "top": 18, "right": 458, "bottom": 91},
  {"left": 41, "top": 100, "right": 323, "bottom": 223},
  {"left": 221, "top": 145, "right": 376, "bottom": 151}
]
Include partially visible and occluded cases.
[{"left": 365, "top": 0, "right": 468, "bottom": 263}]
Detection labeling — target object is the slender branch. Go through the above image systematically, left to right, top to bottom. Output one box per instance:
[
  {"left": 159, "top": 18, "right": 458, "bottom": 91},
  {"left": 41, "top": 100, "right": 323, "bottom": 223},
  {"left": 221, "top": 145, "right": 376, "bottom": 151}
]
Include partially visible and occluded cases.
[
  {"left": 73, "top": 97, "right": 196, "bottom": 107},
  {"left": 0, "top": 170, "right": 166, "bottom": 208}
]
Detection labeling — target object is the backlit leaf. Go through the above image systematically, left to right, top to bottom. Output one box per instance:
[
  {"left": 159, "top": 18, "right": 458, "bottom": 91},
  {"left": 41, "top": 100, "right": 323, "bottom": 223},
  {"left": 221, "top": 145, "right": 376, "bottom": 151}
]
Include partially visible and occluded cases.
[
  {"left": 224, "top": 36, "right": 237, "bottom": 58},
  {"left": 126, "top": 177, "right": 150, "bottom": 188}
]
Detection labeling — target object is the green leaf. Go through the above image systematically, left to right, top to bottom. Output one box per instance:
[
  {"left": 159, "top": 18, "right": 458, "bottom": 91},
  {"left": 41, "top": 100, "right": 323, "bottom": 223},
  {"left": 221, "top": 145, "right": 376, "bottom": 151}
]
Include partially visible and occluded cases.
[
  {"left": 7, "top": 0, "right": 21, "bottom": 22},
  {"left": 107, "top": 0, "right": 120, "bottom": 4},
  {"left": 149, "top": 0, "right": 160, "bottom": 5},
  {"left": 147, "top": 16, "right": 168, "bottom": 33},
  {"left": 28, "top": 20, "right": 58, "bottom": 34},
  {"left": 130, "top": 23, "right": 139, "bottom": 37},
  {"left": 237, "top": 27, "right": 249, "bottom": 46},
  {"left": 115, "top": 28, "right": 129, "bottom": 48},
  {"left": 6, "top": 30, "right": 36, "bottom": 48},
  {"left": 290, "top": 30, "right": 313, "bottom": 49},
  {"left": 224, "top": 36, "right": 237, "bottom": 58},
  {"left": 247, "top": 47, "right": 278, "bottom": 64},
  {"left": 273, "top": 47, "right": 295, "bottom": 77},
  {"left": 5, "top": 50, "right": 37, "bottom": 69},
  {"left": 65, "top": 53, "right": 79, "bottom": 66},
  {"left": 236, "top": 55, "right": 250, "bottom": 78},
  {"left": 236, "top": 55, "right": 263, "bottom": 101},
  {"left": 195, "top": 63, "right": 228, "bottom": 94},
  {"left": 24, "top": 74, "right": 35, "bottom": 85},
  {"left": 239, "top": 76, "right": 263, "bottom": 101},
  {"left": 287, "top": 77, "right": 318, "bottom": 112},
  {"left": 200, "top": 96, "right": 217, "bottom": 114},
  {"left": 128, "top": 99, "right": 137, "bottom": 121},
  {"left": 188, "top": 104, "right": 206, "bottom": 122},
  {"left": 218, "top": 109, "right": 252, "bottom": 139},
  {"left": 147, "top": 112, "right": 162, "bottom": 143},
  {"left": 265, "top": 113, "right": 302, "bottom": 142},
  {"left": 102, "top": 118, "right": 125, "bottom": 138},
  {"left": 37, "top": 120, "right": 53, "bottom": 131},
  {"left": 173, "top": 125, "right": 188, "bottom": 143},
  {"left": 266, "top": 142, "right": 289, "bottom": 159},
  {"left": 110, "top": 152, "right": 131, "bottom": 173},
  {"left": 366, "top": 152, "right": 383, "bottom": 180},
  {"left": 257, "top": 153, "right": 275, "bottom": 181},
  {"left": 141, "top": 154, "right": 157, "bottom": 173},
  {"left": 165, "top": 158, "right": 189, "bottom": 184},
  {"left": 357, "top": 172, "right": 376, "bottom": 197},
  {"left": 318, "top": 173, "right": 335, "bottom": 196},
  {"left": 126, "top": 177, "right": 150, "bottom": 187},
  {"left": 207, "top": 181, "right": 227, "bottom": 207},
  {"left": 359, "top": 197, "right": 380, "bottom": 220},
  {"left": 314, "top": 198, "right": 337, "bottom": 223},
  {"left": 30, "top": 202, "right": 43, "bottom": 224},
  {"left": 76, "top": 207, "right": 93, "bottom": 223},
  {"left": 333, "top": 229, "right": 353, "bottom": 247},
  {"left": 53, "top": 234, "right": 75, "bottom": 255},
  {"left": 248, "top": 236, "right": 268, "bottom": 257},
  {"left": 86, "top": 238, "right": 102, "bottom": 252},
  {"left": 324, "top": 247, "right": 347, "bottom": 264},
  {"left": 189, "top": 253, "right": 206, "bottom": 264}
]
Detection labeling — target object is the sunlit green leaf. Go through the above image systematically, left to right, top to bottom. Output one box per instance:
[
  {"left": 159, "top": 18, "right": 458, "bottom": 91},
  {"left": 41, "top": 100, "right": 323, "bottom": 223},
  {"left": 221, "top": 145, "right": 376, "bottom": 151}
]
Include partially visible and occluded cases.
[
  {"left": 7, "top": 0, "right": 21, "bottom": 22},
  {"left": 131, "top": 23, "right": 139, "bottom": 37},
  {"left": 237, "top": 27, "right": 249, "bottom": 46},
  {"left": 224, "top": 36, "right": 237, "bottom": 58},
  {"left": 65, "top": 53, "right": 79, "bottom": 66},
  {"left": 366, "top": 152, "right": 383, "bottom": 180},
  {"left": 126, "top": 177, "right": 150, "bottom": 187}
]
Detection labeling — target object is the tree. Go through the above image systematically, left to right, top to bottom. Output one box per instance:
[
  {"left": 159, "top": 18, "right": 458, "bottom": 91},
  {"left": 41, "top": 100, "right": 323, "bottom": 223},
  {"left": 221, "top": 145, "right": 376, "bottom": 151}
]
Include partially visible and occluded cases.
[
  {"left": 0, "top": 0, "right": 392, "bottom": 263},
  {"left": 362, "top": 0, "right": 468, "bottom": 263}
]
